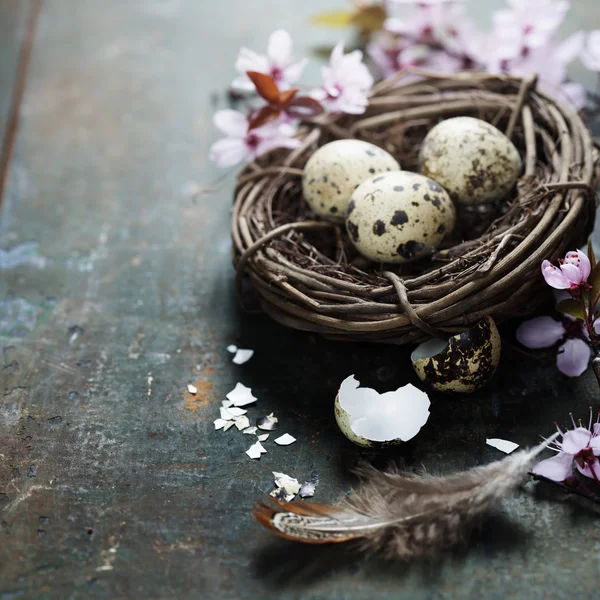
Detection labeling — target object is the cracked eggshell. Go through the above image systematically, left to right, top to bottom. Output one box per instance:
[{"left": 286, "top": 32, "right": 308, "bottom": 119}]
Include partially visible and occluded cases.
[
  {"left": 419, "top": 117, "right": 522, "bottom": 205},
  {"left": 302, "top": 140, "right": 400, "bottom": 222},
  {"left": 345, "top": 171, "right": 456, "bottom": 263},
  {"left": 411, "top": 317, "right": 501, "bottom": 393},
  {"left": 334, "top": 375, "right": 430, "bottom": 448}
]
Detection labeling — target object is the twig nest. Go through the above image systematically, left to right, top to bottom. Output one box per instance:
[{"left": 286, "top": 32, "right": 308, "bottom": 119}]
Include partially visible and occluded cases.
[
  {"left": 418, "top": 117, "right": 522, "bottom": 205},
  {"left": 302, "top": 139, "right": 400, "bottom": 222},
  {"left": 345, "top": 171, "right": 456, "bottom": 263},
  {"left": 410, "top": 317, "right": 501, "bottom": 393},
  {"left": 334, "top": 375, "right": 430, "bottom": 447}
]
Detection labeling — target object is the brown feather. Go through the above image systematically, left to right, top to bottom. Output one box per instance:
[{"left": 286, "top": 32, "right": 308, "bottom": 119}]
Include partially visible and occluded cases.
[{"left": 252, "top": 435, "right": 558, "bottom": 557}]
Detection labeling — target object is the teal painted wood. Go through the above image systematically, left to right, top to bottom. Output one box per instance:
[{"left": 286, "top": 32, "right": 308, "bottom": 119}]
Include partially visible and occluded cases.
[{"left": 1, "top": 1, "right": 599, "bottom": 599}]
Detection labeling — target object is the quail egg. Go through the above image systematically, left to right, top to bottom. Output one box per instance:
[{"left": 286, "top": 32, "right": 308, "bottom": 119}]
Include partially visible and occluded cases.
[
  {"left": 419, "top": 116, "right": 522, "bottom": 205},
  {"left": 302, "top": 140, "right": 400, "bottom": 222},
  {"left": 345, "top": 170, "right": 456, "bottom": 263},
  {"left": 410, "top": 316, "right": 501, "bottom": 393},
  {"left": 334, "top": 375, "right": 431, "bottom": 448}
]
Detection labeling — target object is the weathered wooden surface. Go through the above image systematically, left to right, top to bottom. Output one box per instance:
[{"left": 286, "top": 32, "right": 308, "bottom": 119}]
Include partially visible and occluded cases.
[{"left": 1, "top": 1, "right": 600, "bottom": 598}]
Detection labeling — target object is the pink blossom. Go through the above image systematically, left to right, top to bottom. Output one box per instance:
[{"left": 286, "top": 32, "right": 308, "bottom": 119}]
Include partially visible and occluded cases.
[
  {"left": 490, "top": 0, "right": 569, "bottom": 61},
  {"left": 385, "top": 2, "right": 470, "bottom": 48},
  {"left": 484, "top": 28, "right": 586, "bottom": 110},
  {"left": 232, "top": 30, "right": 308, "bottom": 92},
  {"left": 582, "top": 30, "right": 600, "bottom": 72},
  {"left": 367, "top": 33, "right": 430, "bottom": 79},
  {"left": 312, "top": 43, "right": 374, "bottom": 115},
  {"left": 209, "top": 110, "right": 300, "bottom": 168},
  {"left": 541, "top": 250, "right": 591, "bottom": 290},
  {"left": 516, "top": 315, "right": 595, "bottom": 377},
  {"left": 533, "top": 412, "right": 600, "bottom": 482}
]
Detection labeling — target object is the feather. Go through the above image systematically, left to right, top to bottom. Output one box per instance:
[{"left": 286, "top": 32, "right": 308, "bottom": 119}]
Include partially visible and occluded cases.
[{"left": 253, "top": 433, "right": 558, "bottom": 558}]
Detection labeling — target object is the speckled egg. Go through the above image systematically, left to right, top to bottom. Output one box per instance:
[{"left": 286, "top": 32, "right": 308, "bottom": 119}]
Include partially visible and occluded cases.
[
  {"left": 419, "top": 117, "right": 522, "bottom": 205},
  {"left": 302, "top": 140, "right": 400, "bottom": 222},
  {"left": 345, "top": 171, "right": 456, "bottom": 263},
  {"left": 411, "top": 317, "right": 501, "bottom": 393}
]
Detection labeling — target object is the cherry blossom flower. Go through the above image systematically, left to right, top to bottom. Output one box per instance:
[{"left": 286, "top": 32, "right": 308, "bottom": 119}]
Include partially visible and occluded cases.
[
  {"left": 490, "top": 0, "right": 569, "bottom": 61},
  {"left": 385, "top": 1, "right": 471, "bottom": 47},
  {"left": 484, "top": 28, "right": 586, "bottom": 109},
  {"left": 232, "top": 30, "right": 308, "bottom": 92},
  {"left": 582, "top": 30, "right": 600, "bottom": 72},
  {"left": 367, "top": 33, "right": 430, "bottom": 79},
  {"left": 312, "top": 42, "right": 374, "bottom": 115},
  {"left": 209, "top": 109, "right": 300, "bottom": 168},
  {"left": 541, "top": 250, "right": 591, "bottom": 290},
  {"left": 516, "top": 314, "right": 598, "bottom": 377},
  {"left": 533, "top": 412, "right": 600, "bottom": 482}
]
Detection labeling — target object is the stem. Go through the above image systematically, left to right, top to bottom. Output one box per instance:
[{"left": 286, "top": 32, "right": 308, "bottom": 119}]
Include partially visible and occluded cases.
[
  {"left": 576, "top": 292, "right": 600, "bottom": 389},
  {"left": 530, "top": 473, "right": 600, "bottom": 506}
]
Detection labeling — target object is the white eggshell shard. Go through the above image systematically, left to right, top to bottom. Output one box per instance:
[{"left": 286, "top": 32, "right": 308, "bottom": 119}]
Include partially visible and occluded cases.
[
  {"left": 419, "top": 116, "right": 522, "bottom": 205},
  {"left": 302, "top": 140, "right": 400, "bottom": 222},
  {"left": 345, "top": 171, "right": 456, "bottom": 263},
  {"left": 336, "top": 375, "right": 430, "bottom": 445},
  {"left": 486, "top": 438, "right": 519, "bottom": 454}
]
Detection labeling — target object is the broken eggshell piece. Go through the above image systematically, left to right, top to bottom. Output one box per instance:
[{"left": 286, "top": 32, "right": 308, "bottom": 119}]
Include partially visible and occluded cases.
[
  {"left": 411, "top": 316, "right": 501, "bottom": 393},
  {"left": 334, "top": 375, "right": 430, "bottom": 448}
]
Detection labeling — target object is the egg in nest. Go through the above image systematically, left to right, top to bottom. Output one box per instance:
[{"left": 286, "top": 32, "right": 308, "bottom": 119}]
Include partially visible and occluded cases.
[
  {"left": 419, "top": 116, "right": 522, "bottom": 205},
  {"left": 302, "top": 140, "right": 400, "bottom": 222},
  {"left": 345, "top": 171, "right": 456, "bottom": 263}
]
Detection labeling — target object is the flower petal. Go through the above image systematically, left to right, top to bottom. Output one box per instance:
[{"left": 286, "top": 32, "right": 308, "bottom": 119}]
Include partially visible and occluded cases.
[
  {"left": 267, "top": 30, "right": 293, "bottom": 66},
  {"left": 555, "top": 30, "right": 585, "bottom": 65},
  {"left": 234, "top": 47, "right": 270, "bottom": 77},
  {"left": 283, "top": 58, "right": 309, "bottom": 84},
  {"left": 560, "top": 82, "right": 587, "bottom": 111},
  {"left": 213, "top": 110, "right": 248, "bottom": 137},
  {"left": 208, "top": 138, "right": 248, "bottom": 168},
  {"left": 564, "top": 250, "right": 591, "bottom": 281},
  {"left": 541, "top": 260, "right": 570, "bottom": 289},
  {"left": 559, "top": 262, "right": 583, "bottom": 286},
  {"left": 516, "top": 316, "right": 565, "bottom": 349},
  {"left": 556, "top": 338, "right": 590, "bottom": 377},
  {"left": 561, "top": 427, "right": 592, "bottom": 454},
  {"left": 531, "top": 452, "right": 573, "bottom": 481},
  {"left": 575, "top": 458, "right": 600, "bottom": 480}
]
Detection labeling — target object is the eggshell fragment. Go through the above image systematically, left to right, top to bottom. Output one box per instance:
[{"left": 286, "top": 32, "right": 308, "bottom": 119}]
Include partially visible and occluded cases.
[
  {"left": 419, "top": 116, "right": 522, "bottom": 205},
  {"left": 302, "top": 140, "right": 400, "bottom": 222},
  {"left": 345, "top": 171, "right": 455, "bottom": 263},
  {"left": 411, "top": 316, "right": 502, "bottom": 393},
  {"left": 334, "top": 375, "right": 430, "bottom": 448}
]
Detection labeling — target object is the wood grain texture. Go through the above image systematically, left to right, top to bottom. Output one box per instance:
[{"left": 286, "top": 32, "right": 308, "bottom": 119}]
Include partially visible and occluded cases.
[
  {"left": 0, "top": 0, "right": 38, "bottom": 205},
  {"left": 1, "top": 1, "right": 600, "bottom": 599}
]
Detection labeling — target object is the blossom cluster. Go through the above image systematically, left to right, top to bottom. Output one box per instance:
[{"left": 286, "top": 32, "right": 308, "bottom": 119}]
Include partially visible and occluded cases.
[
  {"left": 210, "top": 0, "right": 600, "bottom": 168},
  {"left": 368, "top": 0, "right": 598, "bottom": 111},
  {"left": 209, "top": 32, "right": 373, "bottom": 167},
  {"left": 517, "top": 250, "right": 600, "bottom": 377},
  {"left": 533, "top": 410, "right": 600, "bottom": 484}
]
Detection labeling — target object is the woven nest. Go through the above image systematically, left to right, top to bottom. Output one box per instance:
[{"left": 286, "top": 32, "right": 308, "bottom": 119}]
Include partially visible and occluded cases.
[{"left": 232, "top": 72, "right": 599, "bottom": 345}]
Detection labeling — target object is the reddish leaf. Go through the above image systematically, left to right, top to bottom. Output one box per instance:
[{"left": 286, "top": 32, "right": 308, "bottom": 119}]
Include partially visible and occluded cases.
[
  {"left": 247, "top": 71, "right": 280, "bottom": 104},
  {"left": 278, "top": 88, "right": 299, "bottom": 106},
  {"left": 286, "top": 96, "right": 325, "bottom": 118},
  {"left": 248, "top": 105, "right": 280, "bottom": 130}
]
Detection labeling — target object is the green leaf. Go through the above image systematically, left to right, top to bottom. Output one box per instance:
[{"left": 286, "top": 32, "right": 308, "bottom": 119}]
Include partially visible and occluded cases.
[
  {"left": 311, "top": 9, "right": 353, "bottom": 27},
  {"left": 588, "top": 237, "right": 596, "bottom": 269},
  {"left": 556, "top": 298, "right": 585, "bottom": 320}
]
